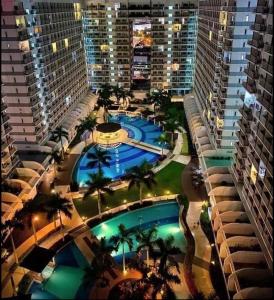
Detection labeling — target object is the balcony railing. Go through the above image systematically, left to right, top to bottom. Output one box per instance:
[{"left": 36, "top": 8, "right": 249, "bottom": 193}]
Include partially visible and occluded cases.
[
  {"left": 246, "top": 54, "right": 261, "bottom": 64},
  {"left": 242, "top": 81, "right": 257, "bottom": 94}
]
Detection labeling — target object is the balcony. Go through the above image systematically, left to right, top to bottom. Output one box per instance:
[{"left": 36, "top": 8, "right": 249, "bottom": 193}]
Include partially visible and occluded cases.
[
  {"left": 250, "top": 23, "right": 266, "bottom": 32},
  {"left": 266, "top": 25, "right": 273, "bottom": 34},
  {"left": 247, "top": 39, "right": 264, "bottom": 49},
  {"left": 263, "top": 43, "right": 273, "bottom": 55},
  {"left": 246, "top": 54, "right": 261, "bottom": 64},
  {"left": 261, "top": 59, "right": 273, "bottom": 75},
  {"left": 244, "top": 67, "right": 259, "bottom": 79},
  {"left": 258, "top": 77, "right": 273, "bottom": 94},
  {"left": 242, "top": 81, "right": 257, "bottom": 94},
  {"left": 1, "top": 102, "right": 8, "bottom": 111},
  {"left": 239, "top": 106, "right": 253, "bottom": 120}
]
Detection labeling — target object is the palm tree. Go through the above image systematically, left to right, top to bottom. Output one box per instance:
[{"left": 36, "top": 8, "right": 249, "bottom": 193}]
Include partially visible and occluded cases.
[
  {"left": 97, "top": 84, "right": 113, "bottom": 122},
  {"left": 112, "top": 84, "right": 123, "bottom": 104},
  {"left": 121, "top": 89, "right": 134, "bottom": 107},
  {"left": 146, "top": 89, "right": 171, "bottom": 113},
  {"left": 75, "top": 115, "right": 97, "bottom": 145},
  {"left": 163, "top": 119, "right": 182, "bottom": 147},
  {"left": 51, "top": 126, "right": 69, "bottom": 159},
  {"left": 154, "top": 133, "right": 169, "bottom": 156},
  {"left": 86, "top": 147, "right": 111, "bottom": 171},
  {"left": 49, "top": 149, "right": 62, "bottom": 178},
  {"left": 126, "top": 160, "right": 157, "bottom": 204},
  {"left": 84, "top": 169, "right": 114, "bottom": 216},
  {"left": 42, "top": 194, "right": 73, "bottom": 241},
  {"left": 14, "top": 198, "right": 46, "bottom": 245},
  {"left": 1, "top": 218, "right": 24, "bottom": 264},
  {"left": 110, "top": 223, "right": 133, "bottom": 273},
  {"left": 135, "top": 225, "right": 157, "bottom": 266},
  {"left": 152, "top": 235, "right": 182, "bottom": 275},
  {"left": 92, "top": 237, "right": 116, "bottom": 266}
]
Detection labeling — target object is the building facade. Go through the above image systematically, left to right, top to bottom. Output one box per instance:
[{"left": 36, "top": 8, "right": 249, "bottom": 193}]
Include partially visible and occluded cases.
[
  {"left": 1, "top": 0, "right": 88, "bottom": 149},
  {"left": 82, "top": 0, "right": 197, "bottom": 95},
  {"left": 194, "top": 0, "right": 256, "bottom": 154},
  {"left": 231, "top": 0, "right": 273, "bottom": 269}
]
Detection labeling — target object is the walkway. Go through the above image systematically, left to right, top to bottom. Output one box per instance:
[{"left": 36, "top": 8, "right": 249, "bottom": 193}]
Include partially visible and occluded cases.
[
  {"left": 125, "top": 138, "right": 169, "bottom": 155},
  {"left": 181, "top": 158, "right": 215, "bottom": 297}
]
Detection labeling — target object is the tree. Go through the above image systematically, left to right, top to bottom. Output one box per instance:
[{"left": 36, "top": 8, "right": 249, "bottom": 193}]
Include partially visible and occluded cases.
[
  {"left": 97, "top": 84, "right": 113, "bottom": 122},
  {"left": 111, "top": 84, "right": 123, "bottom": 104},
  {"left": 121, "top": 89, "right": 134, "bottom": 107},
  {"left": 146, "top": 89, "right": 171, "bottom": 113},
  {"left": 75, "top": 115, "right": 97, "bottom": 145},
  {"left": 163, "top": 119, "right": 182, "bottom": 147},
  {"left": 51, "top": 126, "right": 69, "bottom": 159},
  {"left": 154, "top": 133, "right": 169, "bottom": 156},
  {"left": 86, "top": 147, "right": 111, "bottom": 171},
  {"left": 49, "top": 149, "right": 62, "bottom": 178},
  {"left": 126, "top": 160, "right": 157, "bottom": 204},
  {"left": 84, "top": 169, "right": 114, "bottom": 216},
  {"left": 42, "top": 193, "right": 73, "bottom": 241},
  {"left": 14, "top": 198, "right": 46, "bottom": 244},
  {"left": 1, "top": 218, "right": 24, "bottom": 264},
  {"left": 110, "top": 224, "right": 133, "bottom": 273},
  {"left": 135, "top": 225, "right": 157, "bottom": 266},
  {"left": 152, "top": 235, "right": 182, "bottom": 275},
  {"left": 83, "top": 237, "right": 117, "bottom": 289}
]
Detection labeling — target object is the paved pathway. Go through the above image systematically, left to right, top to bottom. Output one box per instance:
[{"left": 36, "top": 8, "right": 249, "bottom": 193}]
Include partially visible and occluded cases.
[{"left": 181, "top": 158, "right": 215, "bottom": 297}]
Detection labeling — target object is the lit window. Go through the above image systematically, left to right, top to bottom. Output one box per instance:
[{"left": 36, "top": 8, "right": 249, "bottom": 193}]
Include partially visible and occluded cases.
[
  {"left": 168, "top": 6, "right": 173, "bottom": 10},
  {"left": 107, "top": 7, "right": 111, "bottom": 11},
  {"left": 169, "top": 13, "right": 172, "bottom": 17},
  {"left": 107, "top": 15, "right": 112, "bottom": 19},
  {"left": 245, "top": 15, "right": 249, "bottom": 21},
  {"left": 182, "top": 18, "right": 185, "bottom": 24},
  {"left": 108, "top": 21, "right": 112, "bottom": 25},
  {"left": 168, "top": 21, "right": 172, "bottom": 24},
  {"left": 172, "top": 24, "right": 181, "bottom": 32},
  {"left": 108, "top": 28, "right": 112, "bottom": 32},
  {"left": 209, "top": 31, "right": 212, "bottom": 41},
  {"left": 168, "top": 34, "right": 172, "bottom": 38},
  {"left": 109, "top": 35, "right": 112, "bottom": 39},
  {"left": 64, "top": 38, "right": 69, "bottom": 48},
  {"left": 168, "top": 41, "right": 172, "bottom": 44},
  {"left": 52, "top": 42, "right": 57, "bottom": 53},
  {"left": 100, "top": 44, "right": 109, "bottom": 52},
  {"left": 168, "top": 48, "right": 171, "bottom": 51},
  {"left": 110, "top": 54, "right": 114, "bottom": 58},
  {"left": 168, "top": 54, "right": 171, "bottom": 57},
  {"left": 241, "top": 54, "right": 245, "bottom": 60},
  {"left": 172, "top": 63, "right": 179, "bottom": 71},
  {"left": 111, "top": 73, "right": 115, "bottom": 76},
  {"left": 167, "top": 79, "right": 170, "bottom": 82},
  {"left": 250, "top": 164, "right": 257, "bottom": 184}
]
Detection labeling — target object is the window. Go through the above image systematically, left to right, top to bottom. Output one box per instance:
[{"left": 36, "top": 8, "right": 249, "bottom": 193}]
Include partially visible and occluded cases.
[
  {"left": 245, "top": 15, "right": 249, "bottom": 22},
  {"left": 245, "top": 29, "right": 247, "bottom": 34},
  {"left": 5, "top": 31, "right": 7, "bottom": 38},
  {"left": 209, "top": 31, "right": 212, "bottom": 41},
  {"left": 64, "top": 38, "right": 69, "bottom": 48},
  {"left": 52, "top": 42, "right": 57, "bottom": 53},
  {"left": 243, "top": 42, "right": 245, "bottom": 47},
  {"left": 241, "top": 54, "right": 244, "bottom": 60},
  {"left": 10, "top": 55, "right": 12, "bottom": 61},
  {"left": 16, "top": 88, "right": 18, "bottom": 93}
]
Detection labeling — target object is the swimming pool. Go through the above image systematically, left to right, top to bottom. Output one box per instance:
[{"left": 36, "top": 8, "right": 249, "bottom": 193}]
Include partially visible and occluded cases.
[
  {"left": 74, "top": 113, "right": 167, "bottom": 184},
  {"left": 109, "top": 114, "right": 164, "bottom": 147},
  {"left": 91, "top": 201, "right": 186, "bottom": 258},
  {"left": 30, "top": 202, "right": 185, "bottom": 299}
]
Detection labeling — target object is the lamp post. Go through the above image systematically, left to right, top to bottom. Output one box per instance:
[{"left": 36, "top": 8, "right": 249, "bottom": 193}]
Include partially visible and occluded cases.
[{"left": 32, "top": 216, "right": 39, "bottom": 245}]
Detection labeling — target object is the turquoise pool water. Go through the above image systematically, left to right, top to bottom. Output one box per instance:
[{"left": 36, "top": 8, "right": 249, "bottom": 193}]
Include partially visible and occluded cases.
[
  {"left": 75, "top": 114, "right": 167, "bottom": 184},
  {"left": 204, "top": 157, "right": 232, "bottom": 168},
  {"left": 91, "top": 201, "right": 186, "bottom": 257},
  {"left": 30, "top": 202, "right": 185, "bottom": 299}
]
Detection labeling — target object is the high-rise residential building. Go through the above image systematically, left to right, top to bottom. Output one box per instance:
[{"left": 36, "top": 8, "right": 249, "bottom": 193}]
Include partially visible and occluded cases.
[
  {"left": 1, "top": 0, "right": 88, "bottom": 150},
  {"left": 82, "top": 0, "right": 197, "bottom": 95},
  {"left": 194, "top": 0, "right": 256, "bottom": 155},
  {"left": 232, "top": 0, "right": 273, "bottom": 269},
  {"left": 1, "top": 102, "right": 18, "bottom": 179}
]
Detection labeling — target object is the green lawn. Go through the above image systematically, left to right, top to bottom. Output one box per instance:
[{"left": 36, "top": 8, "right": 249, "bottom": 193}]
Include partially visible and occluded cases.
[
  {"left": 181, "top": 132, "right": 189, "bottom": 155},
  {"left": 74, "top": 161, "right": 185, "bottom": 219}
]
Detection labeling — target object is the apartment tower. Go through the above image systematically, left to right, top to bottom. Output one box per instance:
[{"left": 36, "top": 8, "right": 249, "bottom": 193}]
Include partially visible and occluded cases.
[
  {"left": 1, "top": 0, "right": 88, "bottom": 149},
  {"left": 82, "top": 0, "right": 197, "bottom": 96},
  {"left": 194, "top": 0, "right": 256, "bottom": 155},
  {"left": 232, "top": 0, "right": 273, "bottom": 269}
]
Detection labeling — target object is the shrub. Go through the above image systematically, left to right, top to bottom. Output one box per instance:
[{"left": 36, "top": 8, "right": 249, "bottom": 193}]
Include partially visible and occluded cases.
[
  {"left": 70, "top": 181, "right": 79, "bottom": 192},
  {"left": 177, "top": 194, "right": 189, "bottom": 212}
]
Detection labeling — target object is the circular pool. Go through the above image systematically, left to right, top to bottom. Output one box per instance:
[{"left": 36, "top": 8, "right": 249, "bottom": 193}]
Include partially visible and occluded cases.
[{"left": 74, "top": 114, "right": 168, "bottom": 185}]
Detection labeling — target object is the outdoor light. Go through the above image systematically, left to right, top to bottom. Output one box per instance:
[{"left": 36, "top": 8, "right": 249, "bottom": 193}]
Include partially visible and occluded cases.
[
  {"left": 51, "top": 189, "right": 56, "bottom": 194},
  {"left": 123, "top": 199, "right": 127, "bottom": 203},
  {"left": 201, "top": 209, "right": 204, "bottom": 213},
  {"left": 34, "top": 216, "right": 39, "bottom": 222},
  {"left": 102, "top": 223, "right": 107, "bottom": 229},
  {"left": 211, "top": 243, "right": 215, "bottom": 247},
  {"left": 211, "top": 261, "right": 215, "bottom": 265}
]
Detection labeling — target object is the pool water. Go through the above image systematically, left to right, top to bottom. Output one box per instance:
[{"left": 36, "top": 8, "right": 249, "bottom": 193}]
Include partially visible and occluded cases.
[
  {"left": 75, "top": 114, "right": 166, "bottom": 184},
  {"left": 109, "top": 114, "right": 164, "bottom": 147},
  {"left": 76, "top": 144, "right": 160, "bottom": 185},
  {"left": 204, "top": 157, "right": 232, "bottom": 168},
  {"left": 91, "top": 201, "right": 186, "bottom": 258},
  {"left": 30, "top": 202, "right": 185, "bottom": 299}
]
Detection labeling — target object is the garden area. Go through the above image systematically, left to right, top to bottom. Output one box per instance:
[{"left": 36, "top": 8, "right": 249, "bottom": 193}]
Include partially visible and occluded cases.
[{"left": 74, "top": 161, "right": 185, "bottom": 219}]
